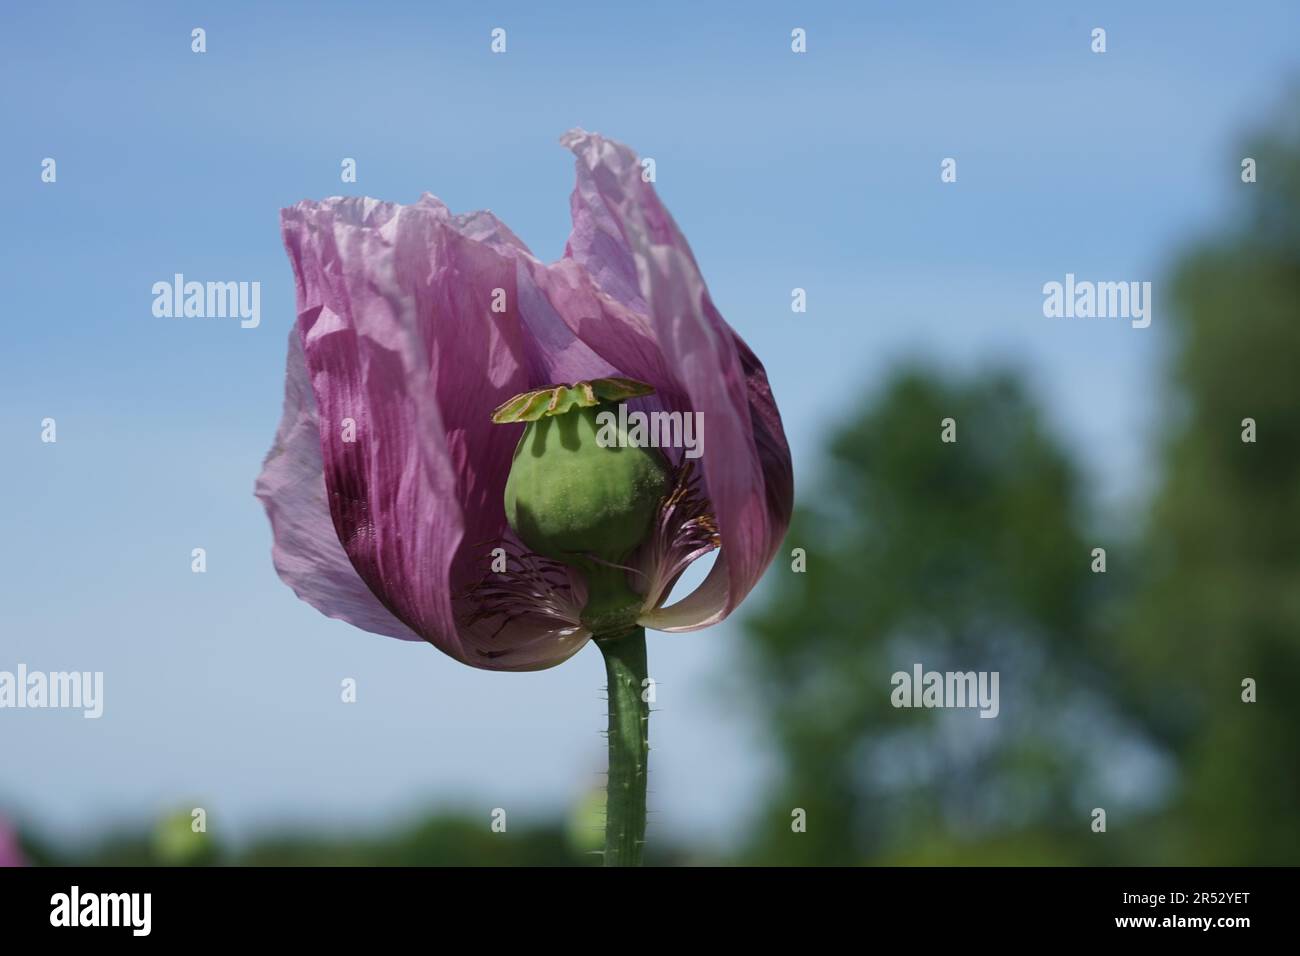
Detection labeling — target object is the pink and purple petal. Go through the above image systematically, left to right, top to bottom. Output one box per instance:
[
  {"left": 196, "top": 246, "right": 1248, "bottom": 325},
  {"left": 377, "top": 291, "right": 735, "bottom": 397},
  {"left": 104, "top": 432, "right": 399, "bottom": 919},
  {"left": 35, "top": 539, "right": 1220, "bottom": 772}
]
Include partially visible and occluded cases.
[
  {"left": 557, "top": 130, "right": 794, "bottom": 628},
  {"left": 267, "top": 197, "right": 594, "bottom": 669},
  {"left": 256, "top": 330, "right": 423, "bottom": 641}
]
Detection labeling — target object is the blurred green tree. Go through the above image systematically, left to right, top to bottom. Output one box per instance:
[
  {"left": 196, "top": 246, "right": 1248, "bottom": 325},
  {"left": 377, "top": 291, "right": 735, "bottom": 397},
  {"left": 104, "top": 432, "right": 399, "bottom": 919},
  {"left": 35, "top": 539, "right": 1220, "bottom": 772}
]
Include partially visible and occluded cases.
[
  {"left": 1117, "top": 98, "right": 1300, "bottom": 864},
  {"left": 738, "top": 368, "right": 1136, "bottom": 864}
]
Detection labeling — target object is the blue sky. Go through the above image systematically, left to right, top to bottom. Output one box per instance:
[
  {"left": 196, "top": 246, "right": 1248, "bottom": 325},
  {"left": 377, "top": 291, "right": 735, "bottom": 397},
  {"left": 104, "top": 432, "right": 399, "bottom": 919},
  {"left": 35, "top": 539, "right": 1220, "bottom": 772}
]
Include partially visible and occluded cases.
[{"left": 2, "top": 1, "right": 1296, "bottom": 850}]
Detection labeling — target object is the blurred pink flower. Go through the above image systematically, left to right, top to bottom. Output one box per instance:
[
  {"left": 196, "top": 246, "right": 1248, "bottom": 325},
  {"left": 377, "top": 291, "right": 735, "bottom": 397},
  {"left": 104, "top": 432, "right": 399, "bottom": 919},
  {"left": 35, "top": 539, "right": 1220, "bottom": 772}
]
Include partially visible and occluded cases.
[{"left": 0, "top": 816, "right": 25, "bottom": 867}]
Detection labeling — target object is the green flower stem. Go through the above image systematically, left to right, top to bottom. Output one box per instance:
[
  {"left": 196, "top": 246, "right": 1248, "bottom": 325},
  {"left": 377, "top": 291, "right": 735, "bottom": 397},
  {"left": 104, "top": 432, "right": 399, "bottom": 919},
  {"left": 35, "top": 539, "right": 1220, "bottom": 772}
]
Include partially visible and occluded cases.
[{"left": 596, "top": 626, "right": 649, "bottom": 866}]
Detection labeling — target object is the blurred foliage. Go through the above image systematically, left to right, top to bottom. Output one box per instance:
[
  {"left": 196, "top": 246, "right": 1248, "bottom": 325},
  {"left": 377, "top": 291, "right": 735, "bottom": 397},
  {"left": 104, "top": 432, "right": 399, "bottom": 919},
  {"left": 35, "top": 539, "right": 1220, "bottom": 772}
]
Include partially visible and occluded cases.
[
  {"left": 737, "top": 95, "right": 1300, "bottom": 865},
  {"left": 1115, "top": 100, "right": 1300, "bottom": 864},
  {"left": 737, "top": 369, "right": 1134, "bottom": 865},
  {"left": 12, "top": 803, "right": 694, "bottom": 867}
]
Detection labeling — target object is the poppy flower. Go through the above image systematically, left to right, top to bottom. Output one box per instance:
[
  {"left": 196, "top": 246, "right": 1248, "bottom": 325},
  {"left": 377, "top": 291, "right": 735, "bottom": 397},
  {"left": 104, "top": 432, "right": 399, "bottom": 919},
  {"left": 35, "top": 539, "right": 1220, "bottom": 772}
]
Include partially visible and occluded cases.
[{"left": 256, "top": 130, "right": 793, "bottom": 863}]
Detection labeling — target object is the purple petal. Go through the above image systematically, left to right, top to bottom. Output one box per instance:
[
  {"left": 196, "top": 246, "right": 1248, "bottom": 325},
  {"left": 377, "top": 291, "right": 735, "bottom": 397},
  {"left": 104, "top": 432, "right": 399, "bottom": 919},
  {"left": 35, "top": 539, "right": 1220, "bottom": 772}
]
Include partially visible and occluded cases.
[
  {"left": 557, "top": 130, "right": 794, "bottom": 629},
  {"left": 265, "top": 196, "right": 594, "bottom": 669},
  {"left": 255, "top": 330, "right": 422, "bottom": 641}
]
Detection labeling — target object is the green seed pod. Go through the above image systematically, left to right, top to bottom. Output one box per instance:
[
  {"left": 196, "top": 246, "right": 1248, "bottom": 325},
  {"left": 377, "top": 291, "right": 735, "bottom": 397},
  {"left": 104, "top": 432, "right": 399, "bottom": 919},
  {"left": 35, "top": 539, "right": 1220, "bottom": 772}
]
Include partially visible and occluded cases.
[
  {"left": 494, "top": 379, "right": 672, "bottom": 633},
  {"left": 504, "top": 405, "right": 670, "bottom": 563}
]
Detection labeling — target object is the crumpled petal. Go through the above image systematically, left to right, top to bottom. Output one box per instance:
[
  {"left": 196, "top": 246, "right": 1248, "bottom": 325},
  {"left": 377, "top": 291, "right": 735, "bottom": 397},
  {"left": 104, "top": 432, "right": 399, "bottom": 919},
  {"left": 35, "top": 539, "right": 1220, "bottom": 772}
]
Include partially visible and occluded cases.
[
  {"left": 556, "top": 130, "right": 794, "bottom": 630},
  {"left": 265, "top": 196, "right": 597, "bottom": 669},
  {"left": 255, "top": 329, "right": 422, "bottom": 641}
]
